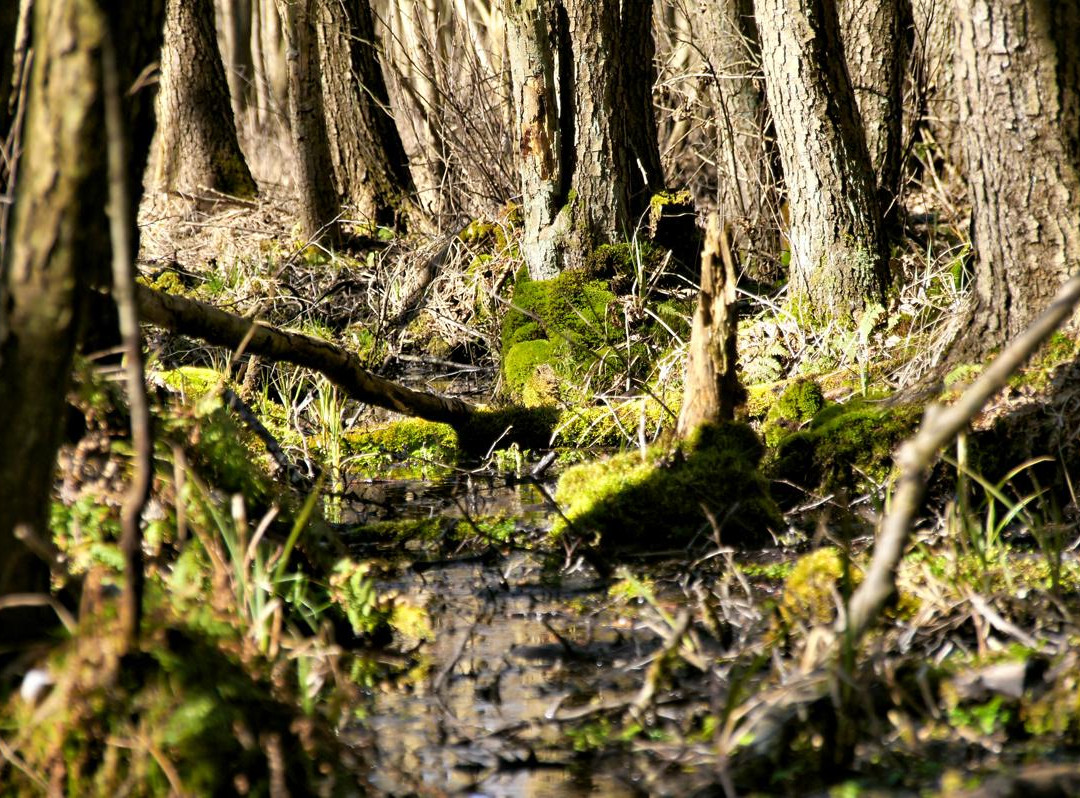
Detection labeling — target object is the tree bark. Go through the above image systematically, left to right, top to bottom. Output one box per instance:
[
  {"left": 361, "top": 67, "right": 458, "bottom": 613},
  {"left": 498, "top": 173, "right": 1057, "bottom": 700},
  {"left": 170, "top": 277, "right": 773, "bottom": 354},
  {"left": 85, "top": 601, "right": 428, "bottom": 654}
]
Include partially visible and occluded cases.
[
  {"left": 0, "top": 0, "right": 163, "bottom": 644},
  {"left": 154, "top": 0, "right": 257, "bottom": 197},
  {"left": 217, "top": 0, "right": 256, "bottom": 123},
  {"left": 251, "top": 0, "right": 289, "bottom": 132},
  {"left": 276, "top": 0, "right": 341, "bottom": 245},
  {"left": 317, "top": 0, "right": 414, "bottom": 227},
  {"left": 505, "top": 0, "right": 665, "bottom": 278},
  {"left": 694, "top": 0, "right": 783, "bottom": 275},
  {"left": 755, "top": 0, "right": 889, "bottom": 323},
  {"left": 838, "top": 0, "right": 912, "bottom": 215},
  {"left": 953, "top": 0, "right": 1080, "bottom": 355},
  {"left": 676, "top": 215, "right": 745, "bottom": 437}
]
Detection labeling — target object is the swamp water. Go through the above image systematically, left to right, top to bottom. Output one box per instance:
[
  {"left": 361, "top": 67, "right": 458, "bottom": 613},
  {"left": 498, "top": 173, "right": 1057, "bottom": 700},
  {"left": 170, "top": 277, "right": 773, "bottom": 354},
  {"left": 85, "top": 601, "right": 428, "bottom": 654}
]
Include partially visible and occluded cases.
[{"left": 335, "top": 473, "right": 679, "bottom": 796}]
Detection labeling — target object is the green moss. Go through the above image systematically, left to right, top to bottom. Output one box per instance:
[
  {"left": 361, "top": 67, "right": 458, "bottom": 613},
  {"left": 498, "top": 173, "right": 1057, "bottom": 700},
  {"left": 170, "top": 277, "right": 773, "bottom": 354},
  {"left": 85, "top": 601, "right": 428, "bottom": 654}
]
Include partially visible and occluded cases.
[
  {"left": 649, "top": 189, "right": 694, "bottom": 214},
  {"left": 583, "top": 241, "right": 665, "bottom": 279},
  {"left": 501, "top": 268, "right": 616, "bottom": 353},
  {"left": 137, "top": 269, "right": 186, "bottom": 295},
  {"left": 1007, "top": 331, "right": 1077, "bottom": 391},
  {"left": 503, "top": 338, "right": 556, "bottom": 400},
  {"left": 157, "top": 366, "right": 227, "bottom": 400},
  {"left": 762, "top": 379, "right": 826, "bottom": 447},
  {"left": 769, "top": 399, "right": 921, "bottom": 494},
  {"left": 162, "top": 402, "right": 275, "bottom": 506},
  {"left": 455, "top": 406, "right": 561, "bottom": 456},
  {"left": 346, "top": 419, "right": 459, "bottom": 463},
  {"left": 553, "top": 422, "right": 781, "bottom": 551},
  {"left": 777, "top": 547, "right": 861, "bottom": 627},
  {"left": 0, "top": 625, "right": 361, "bottom": 796}
]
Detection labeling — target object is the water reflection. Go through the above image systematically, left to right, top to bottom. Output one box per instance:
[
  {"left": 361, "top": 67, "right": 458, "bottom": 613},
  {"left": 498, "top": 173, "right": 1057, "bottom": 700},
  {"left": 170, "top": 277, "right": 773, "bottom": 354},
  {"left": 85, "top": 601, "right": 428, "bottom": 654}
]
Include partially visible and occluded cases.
[{"left": 350, "top": 551, "right": 655, "bottom": 796}]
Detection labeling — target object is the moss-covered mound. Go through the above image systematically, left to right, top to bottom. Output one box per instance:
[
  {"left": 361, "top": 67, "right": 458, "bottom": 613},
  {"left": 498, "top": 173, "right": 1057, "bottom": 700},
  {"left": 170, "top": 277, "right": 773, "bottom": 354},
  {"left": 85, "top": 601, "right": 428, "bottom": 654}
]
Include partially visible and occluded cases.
[
  {"left": 500, "top": 268, "right": 618, "bottom": 404},
  {"left": 762, "top": 379, "right": 826, "bottom": 447},
  {"left": 768, "top": 399, "right": 921, "bottom": 496},
  {"left": 347, "top": 418, "right": 459, "bottom": 464},
  {"left": 553, "top": 422, "right": 782, "bottom": 551}
]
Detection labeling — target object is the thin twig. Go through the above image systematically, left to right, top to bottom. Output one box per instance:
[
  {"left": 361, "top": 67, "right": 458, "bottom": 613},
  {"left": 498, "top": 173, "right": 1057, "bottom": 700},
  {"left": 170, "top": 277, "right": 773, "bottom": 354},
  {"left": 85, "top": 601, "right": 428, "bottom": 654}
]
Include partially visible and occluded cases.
[{"left": 103, "top": 28, "right": 152, "bottom": 651}]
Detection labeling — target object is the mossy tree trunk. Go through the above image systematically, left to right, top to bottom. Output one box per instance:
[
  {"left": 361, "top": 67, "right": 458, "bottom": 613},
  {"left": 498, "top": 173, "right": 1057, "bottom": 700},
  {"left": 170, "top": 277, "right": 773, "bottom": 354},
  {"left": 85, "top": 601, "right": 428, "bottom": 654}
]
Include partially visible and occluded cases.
[
  {"left": 0, "top": 0, "right": 163, "bottom": 645},
  {"left": 154, "top": 0, "right": 257, "bottom": 197},
  {"left": 276, "top": 0, "right": 341, "bottom": 245},
  {"left": 317, "top": 0, "right": 415, "bottom": 228},
  {"left": 505, "top": 0, "right": 665, "bottom": 278},
  {"left": 754, "top": 0, "right": 889, "bottom": 324},
  {"left": 838, "top": 0, "right": 913, "bottom": 218},
  {"left": 952, "top": 0, "right": 1080, "bottom": 356},
  {"left": 676, "top": 215, "right": 745, "bottom": 437}
]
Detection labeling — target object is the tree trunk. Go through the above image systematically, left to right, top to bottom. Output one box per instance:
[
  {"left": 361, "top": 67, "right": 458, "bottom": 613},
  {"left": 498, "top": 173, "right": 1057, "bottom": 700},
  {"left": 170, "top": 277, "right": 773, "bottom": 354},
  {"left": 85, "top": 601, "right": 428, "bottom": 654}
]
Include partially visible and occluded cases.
[
  {"left": 0, "top": 0, "right": 163, "bottom": 645},
  {"left": 154, "top": 0, "right": 257, "bottom": 197},
  {"left": 217, "top": 0, "right": 255, "bottom": 123},
  {"left": 251, "top": 0, "right": 289, "bottom": 132},
  {"left": 276, "top": 0, "right": 341, "bottom": 245},
  {"left": 317, "top": 0, "right": 414, "bottom": 227},
  {"left": 506, "top": 0, "right": 665, "bottom": 278},
  {"left": 694, "top": 0, "right": 784, "bottom": 277},
  {"left": 755, "top": 0, "right": 888, "bottom": 323},
  {"left": 838, "top": 0, "right": 912, "bottom": 216},
  {"left": 953, "top": 0, "right": 1080, "bottom": 354},
  {"left": 676, "top": 215, "right": 744, "bottom": 437}
]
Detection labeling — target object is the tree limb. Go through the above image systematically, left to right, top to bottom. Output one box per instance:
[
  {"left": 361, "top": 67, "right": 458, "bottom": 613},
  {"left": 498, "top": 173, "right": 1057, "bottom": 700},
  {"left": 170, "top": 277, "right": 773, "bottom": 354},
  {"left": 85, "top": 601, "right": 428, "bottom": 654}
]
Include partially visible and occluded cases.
[
  {"left": 842, "top": 273, "right": 1080, "bottom": 643},
  {"left": 135, "top": 284, "right": 475, "bottom": 426}
]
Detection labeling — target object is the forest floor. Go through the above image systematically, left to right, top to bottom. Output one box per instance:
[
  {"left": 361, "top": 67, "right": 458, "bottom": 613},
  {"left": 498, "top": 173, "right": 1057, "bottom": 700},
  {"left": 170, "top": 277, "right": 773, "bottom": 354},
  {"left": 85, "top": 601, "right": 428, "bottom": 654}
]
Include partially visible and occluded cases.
[{"left": 4, "top": 187, "right": 1080, "bottom": 797}]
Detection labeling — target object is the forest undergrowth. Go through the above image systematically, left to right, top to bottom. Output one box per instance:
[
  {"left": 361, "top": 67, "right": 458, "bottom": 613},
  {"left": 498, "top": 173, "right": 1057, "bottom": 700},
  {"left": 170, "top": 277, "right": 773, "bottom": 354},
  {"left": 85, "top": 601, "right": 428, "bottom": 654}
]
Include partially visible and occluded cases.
[{"left": 5, "top": 142, "right": 1080, "bottom": 797}]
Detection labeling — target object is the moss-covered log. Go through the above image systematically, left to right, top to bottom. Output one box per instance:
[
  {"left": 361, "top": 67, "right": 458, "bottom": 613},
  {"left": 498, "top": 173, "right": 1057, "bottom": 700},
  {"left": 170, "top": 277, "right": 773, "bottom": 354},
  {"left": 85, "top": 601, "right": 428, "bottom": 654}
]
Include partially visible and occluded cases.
[{"left": 137, "top": 284, "right": 474, "bottom": 426}]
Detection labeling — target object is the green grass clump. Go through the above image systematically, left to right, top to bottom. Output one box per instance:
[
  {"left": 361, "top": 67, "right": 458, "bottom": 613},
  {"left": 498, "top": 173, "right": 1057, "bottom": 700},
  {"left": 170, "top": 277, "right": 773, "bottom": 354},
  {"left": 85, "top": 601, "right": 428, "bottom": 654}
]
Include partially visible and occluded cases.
[{"left": 553, "top": 422, "right": 781, "bottom": 550}]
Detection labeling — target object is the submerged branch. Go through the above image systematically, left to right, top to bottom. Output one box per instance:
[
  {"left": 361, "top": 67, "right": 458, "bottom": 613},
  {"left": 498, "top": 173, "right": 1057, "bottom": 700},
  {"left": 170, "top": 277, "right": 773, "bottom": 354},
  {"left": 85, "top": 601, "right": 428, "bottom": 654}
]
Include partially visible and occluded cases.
[{"left": 136, "top": 284, "right": 475, "bottom": 427}]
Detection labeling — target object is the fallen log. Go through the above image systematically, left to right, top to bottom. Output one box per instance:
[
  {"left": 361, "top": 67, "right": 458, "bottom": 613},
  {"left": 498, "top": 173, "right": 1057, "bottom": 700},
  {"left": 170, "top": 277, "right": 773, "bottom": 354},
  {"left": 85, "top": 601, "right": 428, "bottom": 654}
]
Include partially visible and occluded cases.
[{"left": 136, "top": 284, "right": 475, "bottom": 427}]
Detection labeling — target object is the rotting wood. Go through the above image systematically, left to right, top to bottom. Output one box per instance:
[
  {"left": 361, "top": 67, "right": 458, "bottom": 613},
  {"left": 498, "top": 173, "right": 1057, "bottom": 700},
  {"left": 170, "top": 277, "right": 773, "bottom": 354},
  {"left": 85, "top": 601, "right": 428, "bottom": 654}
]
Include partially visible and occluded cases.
[
  {"left": 675, "top": 213, "right": 744, "bottom": 437},
  {"left": 136, "top": 284, "right": 475, "bottom": 426}
]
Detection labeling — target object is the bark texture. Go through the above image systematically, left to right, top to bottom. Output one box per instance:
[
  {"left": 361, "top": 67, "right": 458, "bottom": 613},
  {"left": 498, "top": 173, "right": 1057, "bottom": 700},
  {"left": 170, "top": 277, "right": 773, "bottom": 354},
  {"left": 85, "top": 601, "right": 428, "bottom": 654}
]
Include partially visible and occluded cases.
[
  {"left": 0, "top": 0, "right": 163, "bottom": 642},
  {"left": 154, "top": 0, "right": 256, "bottom": 197},
  {"left": 217, "top": 0, "right": 255, "bottom": 122},
  {"left": 251, "top": 0, "right": 289, "bottom": 132},
  {"left": 277, "top": 0, "right": 341, "bottom": 244},
  {"left": 318, "top": 0, "right": 414, "bottom": 226},
  {"left": 506, "top": 0, "right": 665, "bottom": 277},
  {"left": 694, "top": 0, "right": 783, "bottom": 273},
  {"left": 755, "top": 0, "right": 888, "bottom": 322},
  {"left": 838, "top": 0, "right": 912, "bottom": 212},
  {"left": 953, "top": 0, "right": 1080, "bottom": 353},
  {"left": 676, "top": 216, "right": 744, "bottom": 437}
]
